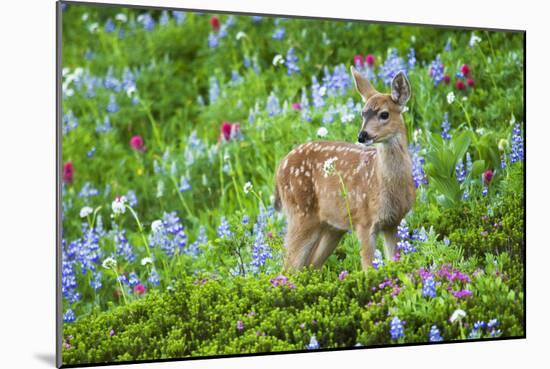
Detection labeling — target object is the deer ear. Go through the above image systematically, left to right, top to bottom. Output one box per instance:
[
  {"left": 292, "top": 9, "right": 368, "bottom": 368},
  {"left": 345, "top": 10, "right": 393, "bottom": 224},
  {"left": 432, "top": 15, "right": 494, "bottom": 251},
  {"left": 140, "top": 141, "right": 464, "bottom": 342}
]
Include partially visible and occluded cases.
[
  {"left": 350, "top": 66, "right": 377, "bottom": 101},
  {"left": 390, "top": 71, "right": 411, "bottom": 106}
]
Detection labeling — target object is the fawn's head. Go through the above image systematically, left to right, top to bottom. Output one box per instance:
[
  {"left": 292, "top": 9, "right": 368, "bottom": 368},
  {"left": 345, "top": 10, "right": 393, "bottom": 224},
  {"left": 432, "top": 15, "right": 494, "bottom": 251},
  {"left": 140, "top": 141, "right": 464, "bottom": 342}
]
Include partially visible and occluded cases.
[{"left": 350, "top": 67, "right": 411, "bottom": 146}]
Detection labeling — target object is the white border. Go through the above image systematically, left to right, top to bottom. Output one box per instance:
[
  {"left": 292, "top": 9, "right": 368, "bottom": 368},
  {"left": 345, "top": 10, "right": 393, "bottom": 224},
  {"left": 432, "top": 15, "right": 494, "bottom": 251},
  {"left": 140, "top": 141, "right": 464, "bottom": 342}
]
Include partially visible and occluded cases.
[{"left": 1, "top": 1, "right": 546, "bottom": 368}]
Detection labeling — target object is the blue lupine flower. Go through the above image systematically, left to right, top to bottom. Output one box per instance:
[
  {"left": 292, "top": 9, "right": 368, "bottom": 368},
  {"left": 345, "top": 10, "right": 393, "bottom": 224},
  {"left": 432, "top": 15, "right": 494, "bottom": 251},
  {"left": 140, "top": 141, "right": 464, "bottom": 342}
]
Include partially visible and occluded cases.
[
  {"left": 159, "top": 11, "right": 170, "bottom": 26},
  {"left": 172, "top": 11, "right": 186, "bottom": 25},
  {"left": 137, "top": 13, "right": 155, "bottom": 31},
  {"left": 251, "top": 16, "right": 263, "bottom": 23},
  {"left": 104, "top": 18, "right": 115, "bottom": 33},
  {"left": 272, "top": 27, "right": 285, "bottom": 40},
  {"left": 208, "top": 33, "right": 219, "bottom": 48},
  {"left": 444, "top": 38, "right": 452, "bottom": 52},
  {"left": 285, "top": 47, "right": 300, "bottom": 75},
  {"left": 407, "top": 48, "right": 416, "bottom": 69},
  {"left": 84, "top": 49, "right": 95, "bottom": 60},
  {"left": 378, "top": 49, "right": 407, "bottom": 85},
  {"left": 429, "top": 55, "right": 445, "bottom": 86},
  {"left": 104, "top": 67, "right": 121, "bottom": 91},
  {"left": 230, "top": 70, "right": 243, "bottom": 85},
  {"left": 311, "top": 76, "right": 325, "bottom": 108},
  {"left": 208, "top": 77, "right": 219, "bottom": 103},
  {"left": 300, "top": 88, "right": 312, "bottom": 122},
  {"left": 266, "top": 92, "right": 281, "bottom": 116},
  {"left": 106, "top": 94, "right": 119, "bottom": 113},
  {"left": 322, "top": 106, "right": 336, "bottom": 124},
  {"left": 62, "top": 110, "right": 79, "bottom": 136},
  {"left": 441, "top": 112, "right": 452, "bottom": 140},
  {"left": 96, "top": 116, "right": 112, "bottom": 133},
  {"left": 510, "top": 123, "right": 524, "bottom": 164},
  {"left": 409, "top": 144, "right": 427, "bottom": 188},
  {"left": 87, "top": 147, "right": 96, "bottom": 158},
  {"left": 500, "top": 154, "right": 507, "bottom": 169},
  {"left": 455, "top": 159, "right": 466, "bottom": 183},
  {"left": 179, "top": 176, "right": 191, "bottom": 193},
  {"left": 78, "top": 182, "right": 100, "bottom": 199},
  {"left": 482, "top": 187, "right": 488, "bottom": 196},
  {"left": 462, "top": 189, "right": 469, "bottom": 200},
  {"left": 125, "top": 190, "right": 138, "bottom": 207},
  {"left": 250, "top": 206, "right": 273, "bottom": 272},
  {"left": 163, "top": 211, "right": 187, "bottom": 252},
  {"left": 241, "top": 214, "right": 250, "bottom": 226},
  {"left": 217, "top": 216, "right": 233, "bottom": 239},
  {"left": 396, "top": 219, "right": 416, "bottom": 254},
  {"left": 189, "top": 225, "right": 207, "bottom": 256},
  {"left": 77, "top": 226, "right": 102, "bottom": 273},
  {"left": 114, "top": 227, "right": 135, "bottom": 262},
  {"left": 61, "top": 246, "right": 80, "bottom": 304},
  {"left": 372, "top": 249, "right": 384, "bottom": 269},
  {"left": 148, "top": 268, "right": 160, "bottom": 286},
  {"left": 91, "top": 271, "right": 102, "bottom": 290},
  {"left": 128, "top": 271, "right": 140, "bottom": 287},
  {"left": 422, "top": 276, "right": 436, "bottom": 298},
  {"left": 63, "top": 309, "right": 76, "bottom": 323},
  {"left": 390, "top": 317, "right": 405, "bottom": 340},
  {"left": 487, "top": 319, "right": 499, "bottom": 329},
  {"left": 473, "top": 321, "right": 486, "bottom": 330},
  {"left": 428, "top": 325, "right": 443, "bottom": 342},
  {"left": 468, "top": 328, "right": 481, "bottom": 339},
  {"left": 490, "top": 329, "right": 502, "bottom": 337},
  {"left": 306, "top": 336, "right": 320, "bottom": 349}
]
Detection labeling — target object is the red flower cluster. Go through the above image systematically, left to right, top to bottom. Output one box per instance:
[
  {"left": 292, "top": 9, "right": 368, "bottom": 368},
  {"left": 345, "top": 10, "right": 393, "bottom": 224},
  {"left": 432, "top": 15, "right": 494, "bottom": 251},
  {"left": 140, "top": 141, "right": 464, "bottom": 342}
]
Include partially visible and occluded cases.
[
  {"left": 210, "top": 16, "right": 220, "bottom": 32},
  {"left": 353, "top": 53, "right": 375, "bottom": 67},
  {"left": 444, "top": 63, "right": 475, "bottom": 91},
  {"left": 219, "top": 121, "right": 241, "bottom": 142},
  {"left": 129, "top": 135, "right": 145, "bottom": 152},
  {"left": 63, "top": 162, "right": 74, "bottom": 184}
]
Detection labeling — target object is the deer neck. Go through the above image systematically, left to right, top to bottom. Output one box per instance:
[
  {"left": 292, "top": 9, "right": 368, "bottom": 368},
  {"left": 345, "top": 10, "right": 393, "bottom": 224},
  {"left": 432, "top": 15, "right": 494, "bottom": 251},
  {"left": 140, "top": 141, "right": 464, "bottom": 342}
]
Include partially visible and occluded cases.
[{"left": 376, "top": 133, "right": 412, "bottom": 184}]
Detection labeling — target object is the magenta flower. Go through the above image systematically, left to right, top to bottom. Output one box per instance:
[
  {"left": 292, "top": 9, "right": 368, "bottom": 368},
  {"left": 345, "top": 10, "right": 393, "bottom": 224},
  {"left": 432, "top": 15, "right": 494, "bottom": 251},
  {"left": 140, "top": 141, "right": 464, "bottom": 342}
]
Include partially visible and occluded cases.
[
  {"left": 210, "top": 16, "right": 220, "bottom": 32},
  {"left": 353, "top": 54, "right": 364, "bottom": 66},
  {"left": 365, "top": 54, "right": 375, "bottom": 67},
  {"left": 461, "top": 63, "right": 470, "bottom": 77},
  {"left": 467, "top": 78, "right": 475, "bottom": 88},
  {"left": 456, "top": 79, "right": 465, "bottom": 90},
  {"left": 292, "top": 102, "right": 302, "bottom": 110},
  {"left": 220, "top": 121, "right": 241, "bottom": 142},
  {"left": 129, "top": 135, "right": 145, "bottom": 151},
  {"left": 63, "top": 162, "right": 74, "bottom": 183},
  {"left": 483, "top": 170, "right": 494, "bottom": 186},
  {"left": 338, "top": 270, "right": 349, "bottom": 281},
  {"left": 270, "top": 275, "right": 296, "bottom": 289},
  {"left": 133, "top": 283, "right": 146, "bottom": 295},
  {"left": 452, "top": 289, "right": 473, "bottom": 299},
  {"left": 236, "top": 320, "right": 244, "bottom": 331}
]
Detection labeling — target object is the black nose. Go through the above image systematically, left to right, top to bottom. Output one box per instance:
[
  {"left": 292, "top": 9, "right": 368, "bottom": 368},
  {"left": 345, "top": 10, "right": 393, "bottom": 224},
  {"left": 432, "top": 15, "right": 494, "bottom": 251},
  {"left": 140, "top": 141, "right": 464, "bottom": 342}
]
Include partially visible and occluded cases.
[{"left": 358, "top": 131, "right": 369, "bottom": 143}]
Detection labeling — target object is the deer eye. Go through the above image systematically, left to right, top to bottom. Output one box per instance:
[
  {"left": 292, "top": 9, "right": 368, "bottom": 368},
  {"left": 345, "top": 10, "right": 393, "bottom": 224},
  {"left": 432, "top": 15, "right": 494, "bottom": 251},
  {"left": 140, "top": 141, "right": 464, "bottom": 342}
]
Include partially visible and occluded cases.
[{"left": 379, "top": 111, "right": 390, "bottom": 120}]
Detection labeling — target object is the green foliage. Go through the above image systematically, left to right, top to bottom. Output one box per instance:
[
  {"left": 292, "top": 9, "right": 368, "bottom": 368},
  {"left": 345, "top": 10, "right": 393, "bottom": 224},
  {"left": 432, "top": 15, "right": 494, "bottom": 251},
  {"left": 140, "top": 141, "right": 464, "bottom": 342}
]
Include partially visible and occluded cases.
[{"left": 63, "top": 244, "right": 524, "bottom": 365}]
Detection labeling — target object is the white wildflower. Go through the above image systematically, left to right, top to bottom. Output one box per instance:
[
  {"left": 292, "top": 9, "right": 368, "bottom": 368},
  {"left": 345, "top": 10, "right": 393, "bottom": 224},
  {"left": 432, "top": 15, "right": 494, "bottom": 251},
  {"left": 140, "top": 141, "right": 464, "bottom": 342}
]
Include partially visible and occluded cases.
[
  {"left": 81, "top": 13, "right": 89, "bottom": 22},
  {"left": 115, "top": 13, "right": 128, "bottom": 22},
  {"left": 88, "top": 22, "right": 99, "bottom": 33},
  {"left": 236, "top": 31, "right": 247, "bottom": 40},
  {"left": 469, "top": 33, "right": 482, "bottom": 48},
  {"left": 272, "top": 54, "right": 284, "bottom": 66},
  {"left": 319, "top": 86, "right": 327, "bottom": 97},
  {"left": 447, "top": 91, "right": 455, "bottom": 105},
  {"left": 317, "top": 127, "right": 328, "bottom": 138},
  {"left": 323, "top": 157, "right": 338, "bottom": 177},
  {"left": 243, "top": 181, "right": 253, "bottom": 194},
  {"left": 111, "top": 196, "right": 127, "bottom": 215},
  {"left": 79, "top": 206, "right": 93, "bottom": 218},
  {"left": 151, "top": 220, "right": 163, "bottom": 233},
  {"left": 102, "top": 257, "right": 117, "bottom": 270},
  {"left": 141, "top": 257, "right": 154, "bottom": 266},
  {"left": 449, "top": 309, "right": 467, "bottom": 323}
]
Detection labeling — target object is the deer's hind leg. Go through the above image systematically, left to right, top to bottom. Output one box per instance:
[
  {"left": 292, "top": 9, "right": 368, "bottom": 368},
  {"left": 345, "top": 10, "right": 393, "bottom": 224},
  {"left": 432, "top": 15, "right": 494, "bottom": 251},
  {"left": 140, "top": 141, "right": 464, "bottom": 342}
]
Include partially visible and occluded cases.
[
  {"left": 283, "top": 215, "right": 322, "bottom": 271},
  {"left": 356, "top": 224, "right": 377, "bottom": 271},
  {"left": 308, "top": 227, "right": 346, "bottom": 268},
  {"left": 383, "top": 227, "right": 399, "bottom": 261}
]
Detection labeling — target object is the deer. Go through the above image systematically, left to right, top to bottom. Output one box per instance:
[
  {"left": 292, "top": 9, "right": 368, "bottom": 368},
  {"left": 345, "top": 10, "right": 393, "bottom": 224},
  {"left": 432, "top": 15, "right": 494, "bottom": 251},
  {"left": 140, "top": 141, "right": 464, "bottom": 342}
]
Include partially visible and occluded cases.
[{"left": 274, "top": 67, "right": 415, "bottom": 271}]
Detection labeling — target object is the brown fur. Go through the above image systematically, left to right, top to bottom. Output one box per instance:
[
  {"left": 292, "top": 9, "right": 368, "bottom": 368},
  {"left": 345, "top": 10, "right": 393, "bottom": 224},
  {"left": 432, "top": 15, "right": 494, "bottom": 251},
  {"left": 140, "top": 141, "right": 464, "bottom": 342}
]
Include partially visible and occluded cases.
[{"left": 275, "top": 68, "right": 415, "bottom": 271}]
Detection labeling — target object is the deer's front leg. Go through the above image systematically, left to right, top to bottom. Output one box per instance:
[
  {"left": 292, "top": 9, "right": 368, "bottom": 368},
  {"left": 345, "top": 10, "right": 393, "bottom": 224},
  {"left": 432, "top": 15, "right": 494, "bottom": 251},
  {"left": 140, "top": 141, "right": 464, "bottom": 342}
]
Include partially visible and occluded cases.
[
  {"left": 356, "top": 224, "right": 377, "bottom": 271},
  {"left": 383, "top": 227, "right": 399, "bottom": 261}
]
